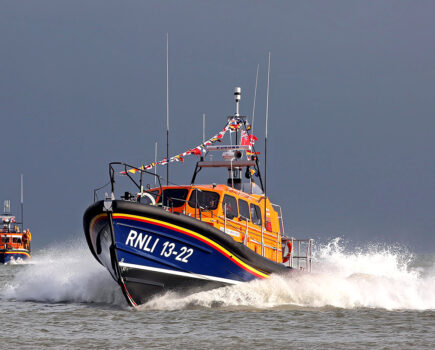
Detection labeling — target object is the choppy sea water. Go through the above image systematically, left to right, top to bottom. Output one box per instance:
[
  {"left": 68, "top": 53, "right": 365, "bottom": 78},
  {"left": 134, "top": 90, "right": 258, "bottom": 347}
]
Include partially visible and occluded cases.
[{"left": 1, "top": 238, "right": 434, "bottom": 349}]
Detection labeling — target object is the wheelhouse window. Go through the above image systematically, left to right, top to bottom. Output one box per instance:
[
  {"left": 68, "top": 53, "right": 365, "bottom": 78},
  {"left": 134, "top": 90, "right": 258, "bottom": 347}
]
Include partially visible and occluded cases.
[
  {"left": 161, "top": 189, "right": 189, "bottom": 208},
  {"left": 188, "top": 190, "right": 220, "bottom": 210},
  {"left": 223, "top": 195, "right": 238, "bottom": 219},
  {"left": 238, "top": 199, "right": 250, "bottom": 221},
  {"left": 250, "top": 203, "right": 262, "bottom": 226},
  {"left": 1, "top": 236, "right": 10, "bottom": 243}
]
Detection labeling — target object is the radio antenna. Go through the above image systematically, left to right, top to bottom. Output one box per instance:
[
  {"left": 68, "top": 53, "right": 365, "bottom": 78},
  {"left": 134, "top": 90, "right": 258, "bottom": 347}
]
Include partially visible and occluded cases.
[
  {"left": 166, "top": 33, "right": 169, "bottom": 186},
  {"left": 264, "top": 52, "right": 271, "bottom": 227},
  {"left": 251, "top": 64, "right": 259, "bottom": 133},
  {"left": 234, "top": 87, "right": 241, "bottom": 117},
  {"left": 202, "top": 113, "right": 206, "bottom": 143},
  {"left": 154, "top": 141, "right": 158, "bottom": 186},
  {"left": 20, "top": 174, "right": 24, "bottom": 229}
]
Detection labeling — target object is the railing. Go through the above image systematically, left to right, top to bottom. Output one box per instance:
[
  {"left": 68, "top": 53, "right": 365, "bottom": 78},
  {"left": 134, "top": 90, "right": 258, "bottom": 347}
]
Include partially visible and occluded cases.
[
  {"left": 93, "top": 162, "right": 163, "bottom": 204},
  {"left": 93, "top": 181, "right": 111, "bottom": 202},
  {"left": 271, "top": 203, "right": 285, "bottom": 236},
  {"left": 271, "top": 203, "right": 284, "bottom": 263},
  {"left": 283, "top": 237, "right": 313, "bottom": 272}
]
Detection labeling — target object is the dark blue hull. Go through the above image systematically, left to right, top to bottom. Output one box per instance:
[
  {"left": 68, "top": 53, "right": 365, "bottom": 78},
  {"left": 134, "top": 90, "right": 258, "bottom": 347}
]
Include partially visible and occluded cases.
[
  {"left": 84, "top": 200, "right": 289, "bottom": 306},
  {"left": 0, "top": 250, "right": 31, "bottom": 264}
]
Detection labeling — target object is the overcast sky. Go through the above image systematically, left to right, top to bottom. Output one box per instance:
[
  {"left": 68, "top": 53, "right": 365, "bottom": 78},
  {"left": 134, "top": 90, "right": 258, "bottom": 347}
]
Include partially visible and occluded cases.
[{"left": 0, "top": 1, "right": 434, "bottom": 252}]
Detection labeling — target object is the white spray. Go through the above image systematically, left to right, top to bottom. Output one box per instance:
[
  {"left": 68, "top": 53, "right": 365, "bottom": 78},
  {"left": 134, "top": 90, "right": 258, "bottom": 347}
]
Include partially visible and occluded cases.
[
  {"left": 2, "top": 238, "right": 434, "bottom": 311},
  {"left": 141, "top": 238, "right": 435, "bottom": 311},
  {"left": 1, "top": 239, "right": 126, "bottom": 306}
]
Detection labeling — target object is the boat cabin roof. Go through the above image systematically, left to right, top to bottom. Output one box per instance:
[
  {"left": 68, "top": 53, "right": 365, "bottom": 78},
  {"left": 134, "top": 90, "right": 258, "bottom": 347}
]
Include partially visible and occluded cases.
[{"left": 158, "top": 184, "right": 265, "bottom": 202}]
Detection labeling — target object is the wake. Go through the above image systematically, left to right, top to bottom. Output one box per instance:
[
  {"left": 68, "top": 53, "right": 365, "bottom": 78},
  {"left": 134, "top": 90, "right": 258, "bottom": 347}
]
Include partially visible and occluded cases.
[
  {"left": 2, "top": 238, "right": 434, "bottom": 311},
  {"left": 141, "top": 238, "right": 435, "bottom": 311},
  {"left": 1, "top": 239, "right": 126, "bottom": 306}
]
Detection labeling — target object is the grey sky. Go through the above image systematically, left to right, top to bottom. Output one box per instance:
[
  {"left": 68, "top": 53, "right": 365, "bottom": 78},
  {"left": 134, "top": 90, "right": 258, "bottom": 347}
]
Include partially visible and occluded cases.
[{"left": 0, "top": 1, "right": 434, "bottom": 252}]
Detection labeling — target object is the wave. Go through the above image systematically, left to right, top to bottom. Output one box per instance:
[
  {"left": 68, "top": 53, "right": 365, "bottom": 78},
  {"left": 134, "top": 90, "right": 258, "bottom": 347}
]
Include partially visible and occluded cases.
[
  {"left": 2, "top": 238, "right": 434, "bottom": 311},
  {"left": 140, "top": 238, "right": 435, "bottom": 311},
  {"left": 1, "top": 239, "right": 126, "bottom": 306}
]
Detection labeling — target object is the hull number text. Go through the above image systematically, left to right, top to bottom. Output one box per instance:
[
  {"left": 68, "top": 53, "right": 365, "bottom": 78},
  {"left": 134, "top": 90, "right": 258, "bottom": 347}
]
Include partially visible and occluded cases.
[{"left": 125, "top": 230, "right": 194, "bottom": 263}]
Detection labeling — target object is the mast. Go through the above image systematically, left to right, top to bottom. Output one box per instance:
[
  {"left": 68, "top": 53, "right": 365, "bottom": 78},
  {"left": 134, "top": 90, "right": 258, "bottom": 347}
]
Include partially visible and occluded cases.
[
  {"left": 166, "top": 33, "right": 169, "bottom": 186},
  {"left": 264, "top": 52, "right": 271, "bottom": 227},
  {"left": 251, "top": 64, "right": 259, "bottom": 133},
  {"left": 226, "top": 87, "right": 243, "bottom": 190},
  {"left": 234, "top": 87, "right": 241, "bottom": 145},
  {"left": 234, "top": 87, "right": 241, "bottom": 117},
  {"left": 202, "top": 113, "right": 206, "bottom": 143},
  {"left": 154, "top": 142, "right": 158, "bottom": 186},
  {"left": 21, "top": 174, "right": 24, "bottom": 229},
  {"left": 3, "top": 200, "right": 10, "bottom": 214}
]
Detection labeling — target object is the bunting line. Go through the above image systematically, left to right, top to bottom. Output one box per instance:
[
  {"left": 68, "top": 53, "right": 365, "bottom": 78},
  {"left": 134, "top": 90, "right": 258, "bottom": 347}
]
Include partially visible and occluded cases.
[{"left": 123, "top": 117, "right": 257, "bottom": 175}]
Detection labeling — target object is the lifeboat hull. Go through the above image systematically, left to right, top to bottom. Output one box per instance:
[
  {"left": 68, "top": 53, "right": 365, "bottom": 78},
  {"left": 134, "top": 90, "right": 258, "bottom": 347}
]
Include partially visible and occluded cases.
[
  {"left": 83, "top": 200, "right": 289, "bottom": 306},
  {"left": 0, "top": 250, "right": 30, "bottom": 264}
]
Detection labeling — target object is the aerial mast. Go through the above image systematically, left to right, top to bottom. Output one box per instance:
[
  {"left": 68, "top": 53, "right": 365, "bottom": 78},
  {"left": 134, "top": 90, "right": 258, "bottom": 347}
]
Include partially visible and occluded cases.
[
  {"left": 166, "top": 33, "right": 169, "bottom": 186},
  {"left": 264, "top": 52, "right": 271, "bottom": 228},
  {"left": 251, "top": 64, "right": 259, "bottom": 133},
  {"left": 234, "top": 87, "right": 241, "bottom": 145},
  {"left": 234, "top": 87, "right": 241, "bottom": 117},
  {"left": 202, "top": 113, "right": 206, "bottom": 143},
  {"left": 154, "top": 142, "right": 158, "bottom": 186},
  {"left": 21, "top": 174, "right": 24, "bottom": 230}
]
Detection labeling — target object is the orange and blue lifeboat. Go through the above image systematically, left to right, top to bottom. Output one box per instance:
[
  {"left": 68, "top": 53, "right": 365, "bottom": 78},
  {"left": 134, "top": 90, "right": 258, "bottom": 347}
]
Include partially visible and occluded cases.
[{"left": 0, "top": 216, "right": 31, "bottom": 264}]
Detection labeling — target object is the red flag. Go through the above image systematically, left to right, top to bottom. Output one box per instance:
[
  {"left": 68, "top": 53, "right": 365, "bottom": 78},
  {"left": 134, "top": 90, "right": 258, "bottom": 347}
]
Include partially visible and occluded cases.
[{"left": 241, "top": 131, "right": 258, "bottom": 147}]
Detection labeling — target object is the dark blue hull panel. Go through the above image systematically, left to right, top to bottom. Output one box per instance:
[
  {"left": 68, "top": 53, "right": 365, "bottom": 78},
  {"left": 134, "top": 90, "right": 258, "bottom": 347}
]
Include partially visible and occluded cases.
[
  {"left": 83, "top": 200, "right": 289, "bottom": 306},
  {"left": 113, "top": 215, "right": 263, "bottom": 283},
  {"left": 0, "top": 251, "right": 30, "bottom": 264}
]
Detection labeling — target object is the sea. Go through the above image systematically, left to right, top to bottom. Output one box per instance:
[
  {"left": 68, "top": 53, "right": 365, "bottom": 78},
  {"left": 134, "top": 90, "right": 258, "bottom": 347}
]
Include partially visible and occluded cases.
[{"left": 1, "top": 238, "right": 434, "bottom": 350}]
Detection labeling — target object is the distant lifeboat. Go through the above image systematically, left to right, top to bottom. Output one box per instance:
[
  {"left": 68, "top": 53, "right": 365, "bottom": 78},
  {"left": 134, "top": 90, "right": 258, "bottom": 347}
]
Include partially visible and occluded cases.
[{"left": 0, "top": 200, "right": 31, "bottom": 264}]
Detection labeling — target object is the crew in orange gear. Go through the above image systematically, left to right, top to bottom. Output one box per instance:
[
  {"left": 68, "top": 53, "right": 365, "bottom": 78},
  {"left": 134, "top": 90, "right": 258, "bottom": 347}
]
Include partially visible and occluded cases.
[{"left": 24, "top": 230, "right": 31, "bottom": 250}]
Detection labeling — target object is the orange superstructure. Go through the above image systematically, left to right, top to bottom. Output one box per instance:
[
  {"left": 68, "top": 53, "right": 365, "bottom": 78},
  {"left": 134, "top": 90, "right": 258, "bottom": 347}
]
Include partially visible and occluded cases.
[{"left": 142, "top": 183, "right": 284, "bottom": 263}]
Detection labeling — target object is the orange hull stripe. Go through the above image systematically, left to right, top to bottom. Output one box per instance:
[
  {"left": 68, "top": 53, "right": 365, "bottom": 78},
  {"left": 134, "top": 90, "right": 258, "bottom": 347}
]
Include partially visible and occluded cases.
[{"left": 3, "top": 251, "right": 30, "bottom": 258}]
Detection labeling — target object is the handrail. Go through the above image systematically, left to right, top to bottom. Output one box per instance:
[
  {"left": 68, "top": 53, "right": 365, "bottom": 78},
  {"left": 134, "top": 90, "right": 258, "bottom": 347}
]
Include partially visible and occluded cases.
[
  {"left": 92, "top": 162, "right": 164, "bottom": 204},
  {"left": 93, "top": 181, "right": 111, "bottom": 202},
  {"left": 271, "top": 203, "right": 285, "bottom": 236},
  {"left": 214, "top": 215, "right": 280, "bottom": 239},
  {"left": 283, "top": 237, "right": 313, "bottom": 272}
]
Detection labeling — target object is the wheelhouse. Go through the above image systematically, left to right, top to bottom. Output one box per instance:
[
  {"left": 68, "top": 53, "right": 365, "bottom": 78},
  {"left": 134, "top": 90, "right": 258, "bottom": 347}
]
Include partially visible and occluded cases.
[{"left": 139, "top": 183, "right": 284, "bottom": 262}]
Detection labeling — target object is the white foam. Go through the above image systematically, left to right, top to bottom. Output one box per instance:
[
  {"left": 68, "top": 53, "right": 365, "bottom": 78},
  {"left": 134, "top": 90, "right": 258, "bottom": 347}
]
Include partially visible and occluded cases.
[
  {"left": 2, "top": 238, "right": 434, "bottom": 310},
  {"left": 140, "top": 238, "right": 435, "bottom": 311},
  {"left": 1, "top": 239, "right": 126, "bottom": 306},
  {"left": 4, "top": 256, "right": 30, "bottom": 265}
]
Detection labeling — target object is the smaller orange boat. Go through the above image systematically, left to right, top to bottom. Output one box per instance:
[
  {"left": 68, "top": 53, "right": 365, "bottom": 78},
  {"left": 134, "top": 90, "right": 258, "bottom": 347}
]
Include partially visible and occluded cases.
[{"left": 0, "top": 200, "right": 31, "bottom": 263}]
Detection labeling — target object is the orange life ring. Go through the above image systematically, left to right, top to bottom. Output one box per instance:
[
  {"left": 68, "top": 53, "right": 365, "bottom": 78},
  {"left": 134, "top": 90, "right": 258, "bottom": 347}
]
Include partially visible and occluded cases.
[{"left": 282, "top": 240, "right": 293, "bottom": 263}]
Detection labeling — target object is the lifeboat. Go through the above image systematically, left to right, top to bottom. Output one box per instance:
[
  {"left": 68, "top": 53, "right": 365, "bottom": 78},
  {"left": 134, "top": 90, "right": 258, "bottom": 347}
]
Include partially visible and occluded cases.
[
  {"left": 83, "top": 87, "right": 312, "bottom": 307},
  {"left": 0, "top": 200, "right": 31, "bottom": 264}
]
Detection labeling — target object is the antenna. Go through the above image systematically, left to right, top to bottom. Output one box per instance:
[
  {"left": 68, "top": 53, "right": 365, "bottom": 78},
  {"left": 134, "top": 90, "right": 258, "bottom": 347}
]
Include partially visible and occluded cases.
[
  {"left": 166, "top": 33, "right": 169, "bottom": 186},
  {"left": 264, "top": 52, "right": 271, "bottom": 227},
  {"left": 251, "top": 64, "right": 259, "bottom": 133},
  {"left": 234, "top": 87, "right": 241, "bottom": 117},
  {"left": 202, "top": 113, "right": 206, "bottom": 143},
  {"left": 154, "top": 142, "right": 158, "bottom": 186},
  {"left": 21, "top": 174, "right": 24, "bottom": 229},
  {"left": 3, "top": 200, "right": 10, "bottom": 214}
]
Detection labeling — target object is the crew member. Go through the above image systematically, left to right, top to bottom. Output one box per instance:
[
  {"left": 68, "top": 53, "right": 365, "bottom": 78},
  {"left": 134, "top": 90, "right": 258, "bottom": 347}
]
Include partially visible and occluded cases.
[{"left": 25, "top": 229, "right": 32, "bottom": 250}]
